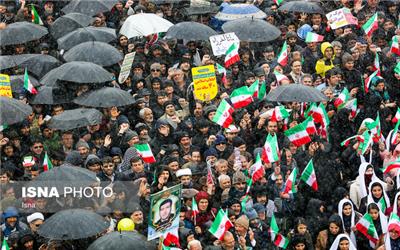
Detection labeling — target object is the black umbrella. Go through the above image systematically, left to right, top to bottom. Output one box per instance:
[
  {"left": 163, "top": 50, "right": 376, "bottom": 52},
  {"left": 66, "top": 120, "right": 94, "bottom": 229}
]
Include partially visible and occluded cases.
[
  {"left": 62, "top": 0, "right": 119, "bottom": 16},
  {"left": 150, "top": 0, "right": 183, "bottom": 4},
  {"left": 278, "top": 1, "right": 324, "bottom": 14},
  {"left": 184, "top": 4, "right": 219, "bottom": 15},
  {"left": 50, "top": 12, "right": 93, "bottom": 39},
  {"left": 222, "top": 18, "right": 281, "bottom": 42},
  {"left": 165, "top": 21, "right": 218, "bottom": 41},
  {"left": 0, "top": 22, "right": 48, "bottom": 46},
  {"left": 57, "top": 27, "right": 117, "bottom": 50},
  {"left": 63, "top": 41, "right": 123, "bottom": 66},
  {"left": 0, "top": 54, "right": 61, "bottom": 78},
  {"left": 40, "top": 61, "right": 113, "bottom": 86},
  {"left": 10, "top": 74, "right": 40, "bottom": 94},
  {"left": 266, "top": 84, "right": 327, "bottom": 102},
  {"left": 30, "top": 86, "right": 70, "bottom": 105},
  {"left": 73, "top": 87, "right": 135, "bottom": 108},
  {"left": 0, "top": 96, "right": 32, "bottom": 125},
  {"left": 48, "top": 108, "right": 103, "bottom": 130},
  {"left": 38, "top": 209, "right": 108, "bottom": 240},
  {"left": 88, "top": 231, "right": 154, "bottom": 250}
]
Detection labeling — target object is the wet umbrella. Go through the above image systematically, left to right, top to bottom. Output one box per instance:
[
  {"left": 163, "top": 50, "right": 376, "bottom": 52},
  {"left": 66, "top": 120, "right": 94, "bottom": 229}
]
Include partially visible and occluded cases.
[
  {"left": 62, "top": 0, "right": 119, "bottom": 16},
  {"left": 150, "top": 0, "right": 181, "bottom": 4},
  {"left": 279, "top": 1, "right": 324, "bottom": 14},
  {"left": 184, "top": 4, "right": 219, "bottom": 15},
  {"left": 215, "top": 4, "right": 266, "bottom": 21},
  {"left": 50, "top": 12, "right": 93, "bottom": 39},
  {"left": 119, "top": 13, "right": 173, "bottom": 38},
  {"left": 222, "top": 18, "right": 281, "bottom": 42},
  {"left": 165, "top": 21, "right": 218, "bottom": 40},
  {"left": 0, "top": 22, "right": 48, "bottom": 46},
  {"left": 57, "top": 27, "right": 117, "bottom": 50},
  {"left": 63, "top": 41, "right": 123, "bottom": 66},
  {"left": 0, "top": 54, "right": 61, "bottom": 78},
  {"left": 41, "top": 61, "right": 113, "bottom": 86},
  {"left": 10, "top": 74, "right": 40, "bottom": 94},
  {"left": 266, "top": 84, "right": 327, "bottom": 102},
  {"left": 30, "top": 86, "right": 70, "bottom": 105},
  {"left": 73, "top": 87, "right": 135, "bottom": 108},
  {"left": 0, "top": 96, "right": 32, "bottom": 125},
  {"left": 48, "top": 108, "right": 103, "bottom": 130},
  {"left": 38, "top": 209, "right": 108, "bottom": 240},
  {"left": 88, "top": 231, "right": 154, "bottom": 250}
]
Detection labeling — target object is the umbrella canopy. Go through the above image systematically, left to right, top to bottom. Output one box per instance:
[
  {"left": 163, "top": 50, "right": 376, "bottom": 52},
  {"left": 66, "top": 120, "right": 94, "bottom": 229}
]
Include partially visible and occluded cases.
[
  {"left": 62, "top": 0, "right": 119, "bottom": 16},
  {"left": 150, "top": 0, "right": 181, "bottom": 4},
  {"left": 278, "top": 1, "right": 324, "bottom": 14},
  {"left": 184, "top": 4, "right": 219, "bottom": 15},
  {"left": 215, "top": 4, "right": 266, "bottom": 21},
  {"left": 50, "top": 13, "right": 93, "bottom": 39},
  {"left": 119, "top": 13, "right": 173, "bottom": 38},
  {"left": 222, "top": 18, "right": 281, "bottom": 42},
  {"left": 165, "top": 21, "right": 218, "bottom": 40},
  {"left": 0, "top": 22, "right": 48, "bottom": 46},
  {"left": 57, "top": 27, "right": 117, "bottom": 50},
  {"left": 63, "top": 41, "right": 123, "bottom": 66},
  {"left": 0, "top": 54, "right": 60, "bottom": 78},
  {"left": 41, "top": 61, "right": 113, "bottom": 86},
  {"left": 10, "top": 74, "right": 40, "bottom": 94},
  {"left": 266, "top": 84, "right": 327, "bottom": 102},
  {"left": 30, "top": 86, "right": 70, "bottom": 105},
  {"left": 73, "top": 87, "right": 135, "bottom": 108},
  {"left": 0, "top": 97, "right": 32, "bottom": 125},
  {"left": 48, "top": 108, "right": 103, "bottom": 130},
  {"left": 38, "top": 209, "right": 108, "bottom": 240},
  {"left": 88, "top": 232, "right": 153, "bottom": 250}
]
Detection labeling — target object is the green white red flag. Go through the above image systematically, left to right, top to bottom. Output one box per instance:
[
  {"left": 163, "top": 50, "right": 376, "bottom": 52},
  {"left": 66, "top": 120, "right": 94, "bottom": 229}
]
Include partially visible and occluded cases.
[
  {"left": 273, "top": 0, "right": 284, "bottom": 6},
  {"left": 31, "top": 5, "right": 43, "bottom": 25},
  {"left": 362, "top": 13, "right": 378, "bottom": 37},
  {"left": 305, "top": 32, "right": 324, "bottom": 43},
  {"left": 391, "top": 36, "right": 400, "bottom": 56},
  {"left": 277, "top": 41, "right": 288, "bottom": 67},
  {"left": 224, "top": 43, "right": 240, "bottom": 68},
  {"left": 373, "top": 53, "right": 381, "bottom": 76},
  {"left": 216, "top": 63, "right": 227, "bottom": 84},
  {"left": 24, "top": 68, "right": 37, "bottom": 94},
  {"left": 273, "top": 70, "right": 289, "bottom": 84},
  {"left": 363, "top": 70, "right": 379, "bottom": 93},
  {"left": 248, "top": 79, "right": 260, "bottom": 98},
  {"left": 230, "top": 86, "right": 253, "bottom": 109},
  {"left": 334, "top": 88, "right": 350, "bottom": 109},
  {"left": 343, "top": 98, "right": 358, "bottom": 119},
  {"left": 212, "top": 99, "right": 234, "bottom": 128},
  {"left": 271, "top": 106, "right": 290, "bottom": 122},
  {"left": 392, "top": 108, "right": 400, "bottom": 123},
  {"left": 366, "top": 112, "right": 382, "bottom": 143},
  {"left": 302, "top": 116, "right": 317, "bottom": 135},
  {"left": 390, "top": 120, "right": 400, "bottom": 146},
  {"left": 284, "top": 122, "right": 311, "bottom": 147},
  {"left": 357, "top": 130, "right": 373, "bottom": 155},
  {"left": 262, "top": 133, "right": 280, "bottom": 164},
  {"left": 341, "top": 134, "right": 364, "bottom": 147},
  {"left": 134, "top": 143, "right": 156, "bottom": 163},
  {"left": 43, "top": 152, "right": 53, "bottom": 172},
  {"left": 250, "top": 153, "right": 264, "bottom": 182},
  {"left": 23, "top": 156, "right": 35, "bottom": 167},
  {"left": 300, "top": 159, "right": 318, "bottom": 191},
  {"left": 381, "top": 161, "right": 400, "bottom": 174},
  {"left": 283, "top": 167, "right": 298, "bottom": 194},
  {"left": 192, "top": 197, "right": 199, "bottom": 217},
  {"left": 208, "top": 209, "right": 233, "bottom": 240},
  {"left": 388, "top": 212, "right": 400, "bottom": 235},
  {"left": 269, "top": 213, "right": 279, "bottom": 240},
  {"left": 356, "top": 213, "right": 379, "bottom": 246},
  {"left": 163, "top": 231, "right": 181, "bottom": 248},
  {"left": 274, "top": 233, "right": 290, "bottom": 249},
  {"left": 2, "top": 238, "right": 10, "bottom": 250}
]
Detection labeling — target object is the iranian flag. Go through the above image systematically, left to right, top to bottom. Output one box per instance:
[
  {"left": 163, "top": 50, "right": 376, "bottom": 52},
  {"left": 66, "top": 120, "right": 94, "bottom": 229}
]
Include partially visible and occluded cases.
[
  {"left": 273, "top": 0, "right": 283, "bottom": 6},
  {"left": 31, "top": 5, "right": 43, "bottom": 25},
  {"left": 362, "top": 13, "right": 378, "bottom": 37},
  {"left": 305, "top": 32, "right": 324, "bottom": 43},
  {"left": 391, "top": 36, "right": 400, "bottom": 56},
  {"left": 277, "top": 41, "right": 288, "bottom": 67},
  {"left": 224, "top": 43, "right": 240, "bottom": 68},
  {"left": 373, "top": 53, "right": 381, "bottom": 76},
  {"left": 395, "top": 61, "right": 400, "bottom": 75},
  {"left": 216, "top": 63, "right": 227, "bottom": 84},
  {"left": 24, "top": 68, "right": 38, "bottom": 94},
  {"left": 273, "top": 70, "right": 289, "bottom": 84},
  {"left": 364, "top": 70, "right": 379, "bottom": 93},
  {"left": 248, "top": 79, "right": 260, "bottom": 98},
  {"left": 258, "top": 81, "right": 267, "bottom": 99},
  {"left": 230, "top": 86, "right": 253, "bottom": 109},
  {"left": 334, "top": 88, "right": 349, "bottom": 109},
  {"left": 344, "top": 98, "right": 358, "bottom": 119},
  {"left": 212, "top": 99, "right": 234, "bottom": 128},
  {"left": 317, "top": 103, "right": 330, "bottom": 128},
  {"left": 271, "top": 106, "right": 290, "bottom": 122},
  {"left": 392, "top": 108, "right": 400, "bottom": 123},
  {"left": 366, "top": 112, "right": 381, "bottom": 143},
  {"left": 303, "top": 116, "right": 317, "bottom": 135},
  {"left": 390, "top": 120, "right": 400, "bottom": 146},
  {"left": 284, "top": 122, "right": 311, "bottom": 147},
  {"left": 357, "top": 130, "right": 373, "bottom": 155},
  {"left": 262, "top": 134, "right": 280, "bottom": 164},
  {"left": 340, "top": 134, "right": 364, "bottom": 147},
  {"left": 134, "top": 143, "right": 156, "bottom": 163},
  {"left": 43, "top": 152, "right": 53, "bottom": 172},
  {"left": 250, "top": 153, "right": 264, "bottom": 182},
  {"left": 23, "top": 156, "right": 35, "bottom": 167},
  {"left": 300, "top": 159, "right": 318, "bottom": 191},
  {"left": 381, "top": 161, "right": 400, "bottom": 174},
  {"left": 283, "top": 167, "right": 298, "bottom": 194},
  {"left": 192, "top": 197, "right": 199, "bottom": 217},
  {"left": 378, "top": 197, "right": 387, "bottom": 213},
  {"left": 209, "top": 209, "right": 233, "bottom": 240},
  {"left": 388, "top": 212, "right": 400, "bottom": 235},
  {"left": 269, "top": 213, "right": 279, "bottom": 240},
  {"left": 356, "top": 213, "right": 379, "bottom": 246},
  {"left": 163, "top": 231, "right": 181, "bottom": 248},
  {"left": 274, "top": 234, "right": 290, "bottom": 249},
  {"left": 1, "top": 239, "right": 10, "bottom": 250},
  {"left": 162, "top": 244, "right": 181, "bottom": 250}
]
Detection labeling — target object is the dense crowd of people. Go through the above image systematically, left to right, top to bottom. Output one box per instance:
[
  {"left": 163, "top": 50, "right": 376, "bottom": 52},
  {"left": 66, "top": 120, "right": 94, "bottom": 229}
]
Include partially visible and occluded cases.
[{"left": 1, "top": 0, "right": 400, "bottom": 249}]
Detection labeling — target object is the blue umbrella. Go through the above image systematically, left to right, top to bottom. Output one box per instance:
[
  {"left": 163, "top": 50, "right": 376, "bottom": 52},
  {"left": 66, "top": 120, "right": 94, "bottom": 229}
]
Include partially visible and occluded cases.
[{"left": 215, "top": 3, "right": 266, "bottom": 21}]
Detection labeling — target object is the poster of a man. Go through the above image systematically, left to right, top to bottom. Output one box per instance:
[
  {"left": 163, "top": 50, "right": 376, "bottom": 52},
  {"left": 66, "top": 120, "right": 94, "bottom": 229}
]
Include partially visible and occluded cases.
[{"left": 154, "top": 198, "right": 174, "bottom": 231}]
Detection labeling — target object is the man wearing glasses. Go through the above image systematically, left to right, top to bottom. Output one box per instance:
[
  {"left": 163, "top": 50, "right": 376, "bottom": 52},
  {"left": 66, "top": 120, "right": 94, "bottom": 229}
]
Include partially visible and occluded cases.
[
  {"left": 23, "top": 139, "right": 45, "bottom": 172},
  {"left": 27, "top": 212, "right": 44, "bottom": 235}
]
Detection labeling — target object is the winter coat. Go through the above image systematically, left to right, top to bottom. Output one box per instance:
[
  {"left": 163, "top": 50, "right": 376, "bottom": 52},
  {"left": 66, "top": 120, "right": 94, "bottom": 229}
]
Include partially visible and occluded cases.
[{"left": 315, "top": 42, "right": 336, "bottom": 77}]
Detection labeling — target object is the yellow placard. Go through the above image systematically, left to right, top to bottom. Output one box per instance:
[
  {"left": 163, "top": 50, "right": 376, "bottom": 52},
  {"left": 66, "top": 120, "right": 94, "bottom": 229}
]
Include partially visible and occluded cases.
[
  {"left": 191, "top": 65, "right": 218, "bottom": 101},
  {"left": 0, "top": 74, "right": 12, "bottom": 98}
]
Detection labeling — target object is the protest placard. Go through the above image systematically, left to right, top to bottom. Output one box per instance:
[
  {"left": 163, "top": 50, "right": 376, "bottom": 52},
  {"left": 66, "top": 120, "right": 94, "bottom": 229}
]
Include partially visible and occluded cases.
[
  {"left": 209, "top": 32, "right": 240, "bottom": 56},
  {"left": 118, "top": 52, "right": 136, "bottom": 84},
  {"left": 192, "top": 65, "right": 218, "bottom": 101}
]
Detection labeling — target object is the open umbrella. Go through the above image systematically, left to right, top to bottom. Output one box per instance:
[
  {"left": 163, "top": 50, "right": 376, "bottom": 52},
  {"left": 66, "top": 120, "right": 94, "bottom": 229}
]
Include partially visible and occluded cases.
[
  {"left": 62, "top": 0, "right": 119, "bottom": 16},
  {"left": 278, "top": 1, "right": 324, "bottom": 14},
  {"left": 184, "top": 3, "right": 219, "bottom": 15},
  {"left": 215, "top": 4, "right": 266, "bottom": 21},
  {"left": 50, "top": 12, "right": 93, "bottom": 39},
  {"left": 119, "top": 13, "right": 173, "bottom": 38},
  {"left": 222, "top": 18, "right": 281, "bottom": 42},
  {"left": 165, "top": 21, "right": 218, "bottom": 40},
  {"left": 0, "top": 22, "right": 48, "bottom": 46},
  {"left": 57, "top": 27, "right": 116, "bottom": 50},
  {"left": 63, "top": 41, "right": 123, "bottom": 66},
  {"left": 0, "top": 54, "right": 61, "bottom": 78},
  {"left": 41, "top": 61, "right": 113, "bottom": 86},
  {"left": 10, "top": 74, "right": 40, "bottom": 94},
  {"left": 266, "top": 84, "right": 327, "bottom": 102},
  {"left": 30, "top": 86, "right": 70, "bottom": 105},
  {"left": 73, "top": 87, "right": 135, "bottom": 107},
  {"left": 0, "top": 96, "right": 32, "bottom": 125},
  {"left": 48, "top": 108, "right": 103, "bottom": 130},
  {"left": 38, "top": 209, "right": 108, "bottom": 240},
  {"left": 88, "top": 231, "right": 154, "bottom": 250}
]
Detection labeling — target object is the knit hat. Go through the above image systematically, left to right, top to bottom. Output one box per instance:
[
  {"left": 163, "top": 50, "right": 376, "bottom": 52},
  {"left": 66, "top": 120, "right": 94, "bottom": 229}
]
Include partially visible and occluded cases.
[
  {"left": 204, "top": 105, "right": 217, "bottom": 117},
  {"left": 117, "top": 115, "right": 130, "bottom": 126},
  {"left": 123, "top": 130, "right": 138, "bottom": 144},
  {"left": 214, "top": 135, "right": 226, "bottom": 145},
  {"left": 232, "top": 137, "right": 246, "bottom": 147},
  {"left": 75, "top": 139, "right": 89, "bottom": 150},
  {"left": 204, "top": 148, "right": 218, "bottom": 159},
  {"left": 65, "top": 151, "right": 83, "bottom": 166},
  {"left": 232, "top": 171, "right": 247, "bottom": 185},
  {"left": 195, "top": 191, "right": 209, "bottom": 203},
  {"left": 253, "top": 203, "right": 266, "bottom": 214},
  {"left": 245, "top": 208, "right": 258, "bottom": 220},
  {"left": 235, "top": 215, "right": 249, "bottom": 229}
]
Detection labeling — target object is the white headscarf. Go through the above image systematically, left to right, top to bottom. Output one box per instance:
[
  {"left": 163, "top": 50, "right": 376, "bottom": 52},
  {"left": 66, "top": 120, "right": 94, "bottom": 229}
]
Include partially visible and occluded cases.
[
  {"left": 358, "top": 162, "right": 379, "bottom": 199},
  {"left": 396, "top": 169, "right": 400, "bottom": 192},
  {"left": 367, "top": 181, "right": 391, "bottom": 214},
  {"left": 393, "top": 191, "right": 400, "bottom": 215},
  {"left": 338, "top": 198, "right": 357, "bottom": 246},
  {"left": 329, "top": 233, "right": 357, "bottom": 250}
]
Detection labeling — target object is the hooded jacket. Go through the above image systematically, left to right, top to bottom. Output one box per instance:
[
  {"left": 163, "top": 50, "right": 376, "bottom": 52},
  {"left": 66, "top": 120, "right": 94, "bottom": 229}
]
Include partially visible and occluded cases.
[
  {"left": 315, "top": 42, "right": 335, "bottom": 77},
  {"left": 1, "top": 207, "right": 28, "bottom": 238}
]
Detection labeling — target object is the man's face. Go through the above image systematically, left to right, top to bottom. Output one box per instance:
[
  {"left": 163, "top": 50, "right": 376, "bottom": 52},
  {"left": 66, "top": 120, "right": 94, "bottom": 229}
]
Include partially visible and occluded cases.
[
  {"left": 311, "top": 14, "right": 322, "bottom": 25},
  {"left": 324, "top": 47, "right": 334, "bottom": 59},
  {"left": 264, "top": 51, "right": 274, "bottom": 60},
  {"left": 292, "top": 61, "right": 302, "bottom": 74},
  {"left": 151, "top": 67, "right": 161, "bottom": 77},
  {"left": 133, "top": 68, "right": 143, "bottom": 77},
  {"left": 327, "top": 74, "right": 340, "bottom": 87},
  {"left": 302, "top": 76, "right": 313, "bottom": 86},
  {"left": 157, "top": 95, "right": 167, "bottom": 105},
  {"left": 165, "top": 104, "right": 175, "bottom": 116},
  {"left": 53, "top": 106, "right": 64, "bottom": 116},
  {"left": 144, "top": 109, "right": 153, "bottom": 123},
  {"left": 267, "top": 121, "right": 278, "bottom": 135},
  {"left": 43, "top": 128, "right": 53, "bottom": 138},
  {"left": 224, "top": 131, "right": 238, "bottom": 142},
  {"left": 62, "top": 134, "right": 74, "bottom": 148},
  {"left": 180, "top": 137, "right": 191, "bottom": 147},
  {"left": 31, "top": 143, "right": 44, "bottom": 155},
  {"left": 78, "top": 146, "right": 89, "bottom": 158},
  {"left": 191, "top": 152, "right": 201, "bottom": 163},
  {"left": 131, "top": 160, "right": 144, "bottom": 173},
  {"left": 102, "top": 162, "right": 115, "bottom": 176},
  {"left": 216, "top": 162, "right": 228, "bottom": 175},
  {"left": 0, "top": 173, "right": 9, "bottom": 184},
  {"left": 180, "top": 175, "right": 191, "bottom": 186},
  {"left": 275, "top": 175, "right": 283, "bottom": 186},
  {"left": 220, "top": 179, "right": 231, "bottom": 189},
  {"left": 234, "top": 180, "right": 246, "bottom": 192},
  {"left": 160, "top": 201, "right": 172, "bottom": 220},
  {"left": 131, "top": 211, "right": 144, "bottom": 224},
  {"left": 6, "top": 217, "right": 17, "bottom": 227},
  {"left": 29, "top": 219, "right": 43, "bottom": 233},
  {"left": 222, "top": 233, "right": 235, "bottom": 250}
]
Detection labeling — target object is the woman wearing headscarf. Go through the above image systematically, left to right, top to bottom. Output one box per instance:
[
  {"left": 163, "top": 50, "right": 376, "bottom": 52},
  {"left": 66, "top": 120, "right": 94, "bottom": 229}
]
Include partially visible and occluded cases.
[
  {"left": 359, "top": 181, "right": 391, "bottom": 215},
  {"left": 385, "top": 191, "right": 400, "bottom": 217},
  {"left": 338, "top": 198, "right": 360, "bottom": 246},
  {"left": 356, "top": 203, "right": 388, "bottom": 249},
  {"left": 315, "top": 215, "right": 344, "bottom": 250},
  {"left": 287, "top": 217, "right": 314, "bottom": 250},
  {"left": 329, "top": 234, "right": 357, "bottom": 250}
]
